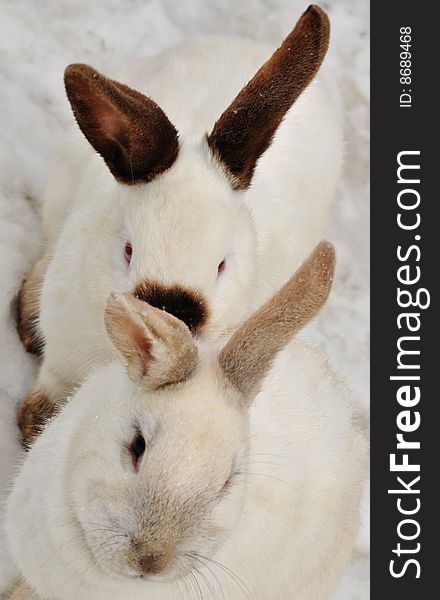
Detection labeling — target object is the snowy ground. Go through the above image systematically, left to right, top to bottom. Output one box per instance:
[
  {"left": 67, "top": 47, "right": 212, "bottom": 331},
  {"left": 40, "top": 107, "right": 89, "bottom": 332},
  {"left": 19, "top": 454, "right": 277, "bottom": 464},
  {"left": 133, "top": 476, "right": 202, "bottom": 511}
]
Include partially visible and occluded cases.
[{"left": 0, "top": 0, "right": 369, "bottom": 597}]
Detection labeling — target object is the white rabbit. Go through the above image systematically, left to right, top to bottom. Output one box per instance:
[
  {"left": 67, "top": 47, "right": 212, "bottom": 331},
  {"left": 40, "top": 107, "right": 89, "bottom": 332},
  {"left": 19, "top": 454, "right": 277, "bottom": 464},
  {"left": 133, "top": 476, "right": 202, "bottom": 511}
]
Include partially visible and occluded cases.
[
  {"left": 17, "top": 5, "right": 343, "bottom": 445},
  {"left": 7, "top": 242, "right": 367, "bottom": 600},
  {"left": 8, "top": 581, "right": 38, "bottom": 600}
]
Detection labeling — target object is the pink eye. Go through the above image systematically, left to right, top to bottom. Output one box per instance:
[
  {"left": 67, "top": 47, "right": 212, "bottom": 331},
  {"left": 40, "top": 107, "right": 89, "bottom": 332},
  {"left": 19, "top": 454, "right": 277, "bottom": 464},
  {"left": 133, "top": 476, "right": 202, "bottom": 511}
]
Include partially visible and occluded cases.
[
  {"left": 124, "top": 242, "right": 133, "bottom": 266},
  {"left": 217, "top": 259, "right": 226, "bottom": 276}
]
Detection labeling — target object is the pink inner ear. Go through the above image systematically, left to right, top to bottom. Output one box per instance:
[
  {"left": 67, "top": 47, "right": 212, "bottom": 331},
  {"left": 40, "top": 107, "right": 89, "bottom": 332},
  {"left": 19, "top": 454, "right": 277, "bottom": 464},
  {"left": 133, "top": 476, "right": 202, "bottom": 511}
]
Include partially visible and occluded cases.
[
  {"left": 86, "top": 97, "right": 131, "bottom": 158},
  {"left": 101, "top": 111, "right": 123, "bottom": 138},
  {"left": 105, "top": 294, "right": 155, "bottom": 381},
  {"left": 131, "top": 328, "right": 153, "bottom": 379}
]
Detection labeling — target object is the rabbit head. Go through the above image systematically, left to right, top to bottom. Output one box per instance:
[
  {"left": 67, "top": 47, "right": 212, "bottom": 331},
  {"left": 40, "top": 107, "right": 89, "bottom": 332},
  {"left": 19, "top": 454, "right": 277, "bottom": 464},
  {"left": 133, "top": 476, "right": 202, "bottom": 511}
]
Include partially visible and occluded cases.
[
  {"left": 60, "top": 5, "right": 330, "bottom": 341},
  {"left": 7, "top": 242, "right": 335, "bottom": 597}
]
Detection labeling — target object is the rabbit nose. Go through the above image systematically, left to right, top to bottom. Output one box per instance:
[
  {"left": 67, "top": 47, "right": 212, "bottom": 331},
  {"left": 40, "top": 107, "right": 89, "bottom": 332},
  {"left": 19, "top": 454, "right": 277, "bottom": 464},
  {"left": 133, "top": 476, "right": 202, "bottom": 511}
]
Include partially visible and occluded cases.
[
  {"left": 133, "top": 281, "right": 208, "bottom": 334},
  {"left": 128, "top": 543, "right": 172, "bottom": 576},
  {"left": 137, "top": 552, "right": 167, "bottom": 575}
]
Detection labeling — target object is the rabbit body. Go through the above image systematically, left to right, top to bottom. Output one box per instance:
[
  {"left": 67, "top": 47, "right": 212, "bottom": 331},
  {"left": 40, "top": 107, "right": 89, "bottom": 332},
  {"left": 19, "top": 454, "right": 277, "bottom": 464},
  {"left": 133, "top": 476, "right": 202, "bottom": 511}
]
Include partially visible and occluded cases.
[
  {"left": 29, "top": 31, "right": 342, "bottom": 408},
  {"left": 8, "top": 243, "right": 366, "bottom": 600},
  {"left": 7, "top": 341, "right": 365, "bottom": 600}
]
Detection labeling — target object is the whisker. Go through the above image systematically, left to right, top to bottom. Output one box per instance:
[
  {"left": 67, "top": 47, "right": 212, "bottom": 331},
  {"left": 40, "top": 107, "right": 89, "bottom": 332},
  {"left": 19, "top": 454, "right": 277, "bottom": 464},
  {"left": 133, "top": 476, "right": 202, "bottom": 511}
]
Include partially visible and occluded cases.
[
  {"left": 189, "top": 552, "right": 251, "bottom": 600},
  {"left": 188, "top": 553, "right": 225, "bottom": 600}
]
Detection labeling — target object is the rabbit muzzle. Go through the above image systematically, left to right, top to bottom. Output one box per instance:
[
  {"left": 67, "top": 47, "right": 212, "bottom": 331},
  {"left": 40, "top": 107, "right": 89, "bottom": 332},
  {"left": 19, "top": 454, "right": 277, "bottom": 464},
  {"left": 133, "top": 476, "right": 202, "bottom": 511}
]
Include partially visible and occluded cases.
[{"left": 127, "top": 542, "right": 174, "bottom": 577}]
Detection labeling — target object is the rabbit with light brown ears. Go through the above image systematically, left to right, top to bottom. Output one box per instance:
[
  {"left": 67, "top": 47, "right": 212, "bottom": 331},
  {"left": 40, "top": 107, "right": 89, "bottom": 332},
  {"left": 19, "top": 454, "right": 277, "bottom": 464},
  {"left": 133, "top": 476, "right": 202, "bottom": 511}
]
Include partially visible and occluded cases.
[
  {"left": 16, "top": 5, "right": 343, "bottom": 447},
  {"left": 7, "top": 242, "right": 367, "bottom": 600}
]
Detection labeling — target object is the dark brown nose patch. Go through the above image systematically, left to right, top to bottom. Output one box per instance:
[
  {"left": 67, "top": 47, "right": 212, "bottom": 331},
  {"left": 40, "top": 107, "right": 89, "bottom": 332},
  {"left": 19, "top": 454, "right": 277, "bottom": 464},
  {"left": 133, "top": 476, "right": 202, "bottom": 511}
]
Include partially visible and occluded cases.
[{"left": 134, "top": 282, "right": 208, "bottom": 334}]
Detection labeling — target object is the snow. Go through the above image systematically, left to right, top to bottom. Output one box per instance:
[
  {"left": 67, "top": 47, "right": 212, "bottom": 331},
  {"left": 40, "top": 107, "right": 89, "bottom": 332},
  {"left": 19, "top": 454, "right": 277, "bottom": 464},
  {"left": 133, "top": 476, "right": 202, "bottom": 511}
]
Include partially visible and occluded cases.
[{"left": 0, "top": 0, "right": 369, "bottom": 596}]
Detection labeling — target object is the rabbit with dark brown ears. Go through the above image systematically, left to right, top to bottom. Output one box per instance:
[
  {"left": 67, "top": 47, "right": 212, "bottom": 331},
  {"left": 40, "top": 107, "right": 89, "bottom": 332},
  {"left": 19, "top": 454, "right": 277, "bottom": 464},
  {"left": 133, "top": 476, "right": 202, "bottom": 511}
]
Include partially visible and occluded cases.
[{"left": 16, "top": 6, "right": 343, "bottom": 448}]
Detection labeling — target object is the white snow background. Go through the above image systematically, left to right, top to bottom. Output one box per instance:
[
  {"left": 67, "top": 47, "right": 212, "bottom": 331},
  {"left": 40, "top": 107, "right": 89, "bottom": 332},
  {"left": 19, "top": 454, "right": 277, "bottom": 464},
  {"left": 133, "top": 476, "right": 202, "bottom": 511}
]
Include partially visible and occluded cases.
[{"left": 0, "top": 0, "right": 369, "bottom": 597}]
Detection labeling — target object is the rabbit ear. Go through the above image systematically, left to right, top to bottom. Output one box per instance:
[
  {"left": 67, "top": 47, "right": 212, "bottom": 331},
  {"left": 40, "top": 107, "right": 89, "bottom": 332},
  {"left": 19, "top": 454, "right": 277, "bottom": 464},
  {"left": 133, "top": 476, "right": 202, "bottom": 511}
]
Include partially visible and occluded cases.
[
  {"left": 207, "top": 5, "right": 329, "bottom": 189},
  {"left": 64, "top": 64, "right": 179, "bottom": 185},
  {"left": 219, "top": 241, "right": 335, "bottom": 403},
  {"left": 105, "top": 293, "right": 198, "bottom": 390}
]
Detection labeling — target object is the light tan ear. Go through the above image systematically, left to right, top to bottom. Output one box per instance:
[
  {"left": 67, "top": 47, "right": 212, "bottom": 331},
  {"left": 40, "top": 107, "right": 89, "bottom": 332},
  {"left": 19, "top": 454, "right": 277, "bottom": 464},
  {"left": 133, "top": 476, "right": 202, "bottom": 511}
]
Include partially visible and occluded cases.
[
  {"left": 207, "top": 5, "right": 330, "bottom": 189},
  {"left": 64, "top": 64, "right": 179, "bottom": 185},
  {"left": 219, "top": 241, "right": 335, "bottom": 401},
  {"left": 105, "top": 293, "right": 198, "bottom": 390}
]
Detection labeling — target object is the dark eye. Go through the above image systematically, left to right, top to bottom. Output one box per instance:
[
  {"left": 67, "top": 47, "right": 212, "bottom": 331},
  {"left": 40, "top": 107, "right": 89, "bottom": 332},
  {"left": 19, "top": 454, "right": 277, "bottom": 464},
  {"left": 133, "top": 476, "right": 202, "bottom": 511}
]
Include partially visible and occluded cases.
[
  {"left": 124, "top": 242, "right": 133, "bottom": 266},
  {"left": 217, "top": 259, "right": 226, "bottom": 276},
  {"left": 130, "top": 433, "right": 146, "bottom": 470}
]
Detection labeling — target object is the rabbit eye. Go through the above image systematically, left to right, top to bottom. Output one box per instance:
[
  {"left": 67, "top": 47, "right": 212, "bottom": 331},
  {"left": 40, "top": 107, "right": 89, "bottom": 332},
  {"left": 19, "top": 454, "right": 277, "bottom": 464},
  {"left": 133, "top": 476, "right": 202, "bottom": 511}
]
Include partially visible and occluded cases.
[
  {"left": 124, "top": 242, "right": 133, "bottom": 266},
  {"left": 217, "top": 259, "right": 226, "bottom": 276},
  {"left": 130, "top": 433, "right": 146, "bottom": 470},
  {"left": 220, "top": 467, "right": 239, "bottom": 495},
  {"left": 222, "top": 473, "right": 233, "bottom": 490}
]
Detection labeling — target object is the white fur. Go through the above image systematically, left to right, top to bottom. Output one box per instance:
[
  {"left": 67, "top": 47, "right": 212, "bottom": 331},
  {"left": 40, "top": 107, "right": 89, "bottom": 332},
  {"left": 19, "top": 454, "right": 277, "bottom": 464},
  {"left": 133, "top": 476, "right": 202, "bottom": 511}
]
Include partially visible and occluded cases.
[
  {"left": 35, "top": 35, "right": 343, "bottom": 399},
  {"left": 7, "top": 338, "right": 366, "bottom": 600}
]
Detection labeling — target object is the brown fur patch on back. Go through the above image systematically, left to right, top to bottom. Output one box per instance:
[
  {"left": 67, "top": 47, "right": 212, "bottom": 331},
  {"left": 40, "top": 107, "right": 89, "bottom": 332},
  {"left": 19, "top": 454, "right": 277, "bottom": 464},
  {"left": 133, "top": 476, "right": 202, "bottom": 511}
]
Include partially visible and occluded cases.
[
  {"left": 208, "top": 5, "right": 330, "bottom": 189},
  {"left": 64, "top": 64, "right": 179, "bottom": 185},
  {"left": 219, "top": 241, "right": 336, "bottom": 400},
  {"left": 15, "top": 254, "right": 50, "bottom": 356},
  {"left": 134, "top": 281, "right": 208, "bottom": 334},
  {"left": 17, "top": 387, "right": 59, "bottom": 450}
]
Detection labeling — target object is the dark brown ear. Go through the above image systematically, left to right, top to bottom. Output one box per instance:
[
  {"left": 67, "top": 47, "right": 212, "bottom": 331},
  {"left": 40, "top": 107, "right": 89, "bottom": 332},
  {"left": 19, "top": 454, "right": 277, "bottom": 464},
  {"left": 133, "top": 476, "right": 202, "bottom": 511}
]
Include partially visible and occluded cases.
[
  {"left": 207, "top": 5, "right": 330, "bottom": 189},
  {"left": 64, "top": 64, "right": 179, "bottom": 184},
  {"left": 219, "top": 241, "right": 335, "bottom": 402},
  {"left": 105, "top": 293, "right": 198, "bottom": 390}
]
